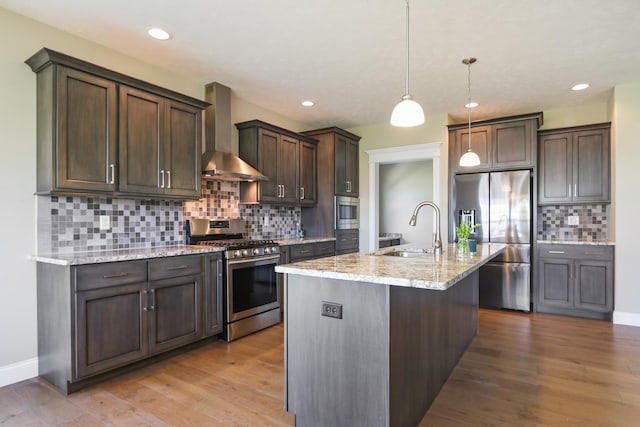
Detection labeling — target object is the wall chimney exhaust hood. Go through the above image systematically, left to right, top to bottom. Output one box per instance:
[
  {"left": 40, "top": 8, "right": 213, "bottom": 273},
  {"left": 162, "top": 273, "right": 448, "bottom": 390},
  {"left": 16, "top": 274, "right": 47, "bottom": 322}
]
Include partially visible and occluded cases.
[{"left": 202, "top": 82, "right": 267, "bottom": 181}]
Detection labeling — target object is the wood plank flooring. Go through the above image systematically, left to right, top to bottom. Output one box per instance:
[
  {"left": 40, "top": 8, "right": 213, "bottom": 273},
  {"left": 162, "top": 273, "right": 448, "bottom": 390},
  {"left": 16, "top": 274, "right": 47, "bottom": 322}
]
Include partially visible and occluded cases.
[{"left": 2, "top": 309, "right": 640, "bottom": 426}]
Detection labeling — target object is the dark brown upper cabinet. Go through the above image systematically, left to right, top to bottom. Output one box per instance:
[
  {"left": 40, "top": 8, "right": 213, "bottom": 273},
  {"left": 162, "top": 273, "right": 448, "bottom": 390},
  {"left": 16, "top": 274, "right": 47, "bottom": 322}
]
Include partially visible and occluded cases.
[
  {"left": 26, "top": 48, "right": 207, "bottom": 200},
  {"left": 448, "top": 113, "right": 541, "bottom": 174},
  {"left": 237, "top": 120, "right": 318, "bottom": 206},
  {"left": 538, "top": 123, "right": 610, "bottom": 205},
  {"left": 301, "top": 127, "right": 361, "bottom": 198}
]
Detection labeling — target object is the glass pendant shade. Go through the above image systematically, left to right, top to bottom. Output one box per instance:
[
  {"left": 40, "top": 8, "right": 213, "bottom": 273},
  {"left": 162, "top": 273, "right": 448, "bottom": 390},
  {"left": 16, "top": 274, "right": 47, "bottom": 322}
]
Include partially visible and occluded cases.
[
  {"left": 390, "top": 95, "right": 425, "bottom": 127},
  {"left": 459, "top": 149, "right": 481, "bottom": 167}
]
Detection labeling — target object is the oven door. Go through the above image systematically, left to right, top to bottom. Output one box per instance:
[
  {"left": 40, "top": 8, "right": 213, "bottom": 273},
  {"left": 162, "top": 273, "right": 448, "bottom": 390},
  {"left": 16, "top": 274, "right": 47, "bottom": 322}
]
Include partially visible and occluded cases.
[
  {"left": 335, "top": 196, "right": 359, "bottom": 229},
  {"left": 226, "top": 255, "right": 280, "bottom": 323}
]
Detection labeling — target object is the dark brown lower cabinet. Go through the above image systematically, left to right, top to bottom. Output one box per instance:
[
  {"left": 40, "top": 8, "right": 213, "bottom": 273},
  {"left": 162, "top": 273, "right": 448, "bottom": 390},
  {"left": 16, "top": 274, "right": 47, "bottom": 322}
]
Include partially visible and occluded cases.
[
  {"left": 335, "top": 230, "right": 359, "bottom": 255},
  {"left": 536, "top": 244, "right": 614, "bottom": 320},
  {"left": 37, "top": 253, "right": 221, "bottom": 394}
]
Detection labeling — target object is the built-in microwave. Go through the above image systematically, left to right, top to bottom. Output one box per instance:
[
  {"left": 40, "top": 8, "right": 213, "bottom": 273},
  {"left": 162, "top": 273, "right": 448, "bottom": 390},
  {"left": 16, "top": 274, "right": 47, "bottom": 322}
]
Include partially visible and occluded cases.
[{"left": 335, "top": 196, "right": 359, "bottom": 230}]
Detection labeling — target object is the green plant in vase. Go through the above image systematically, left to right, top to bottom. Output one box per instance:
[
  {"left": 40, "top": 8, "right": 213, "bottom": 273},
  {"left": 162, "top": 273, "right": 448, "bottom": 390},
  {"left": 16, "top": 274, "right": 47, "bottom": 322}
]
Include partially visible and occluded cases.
[{"left": 456, "top": 220, "right": 480, "bottom": 253}]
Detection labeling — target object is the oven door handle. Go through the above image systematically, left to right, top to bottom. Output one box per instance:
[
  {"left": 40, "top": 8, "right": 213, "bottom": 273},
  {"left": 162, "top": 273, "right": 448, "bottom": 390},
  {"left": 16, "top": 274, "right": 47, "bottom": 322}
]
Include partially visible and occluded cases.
[{"left": 226, "top": 254, "right": 281, "bottom": 265}]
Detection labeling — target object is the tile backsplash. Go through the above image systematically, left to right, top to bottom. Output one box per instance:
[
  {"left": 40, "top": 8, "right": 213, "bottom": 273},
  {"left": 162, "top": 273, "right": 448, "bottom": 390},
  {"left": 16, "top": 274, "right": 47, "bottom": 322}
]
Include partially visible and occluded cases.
[
  {"left": 39, "top": 180, "right": 301, "bottom": 254},
  {"left": 38, "top": 196, "right": 183, "bottom": 254},
  {"left": 537, "top": 204, "right": 608, "bottom": 241}
]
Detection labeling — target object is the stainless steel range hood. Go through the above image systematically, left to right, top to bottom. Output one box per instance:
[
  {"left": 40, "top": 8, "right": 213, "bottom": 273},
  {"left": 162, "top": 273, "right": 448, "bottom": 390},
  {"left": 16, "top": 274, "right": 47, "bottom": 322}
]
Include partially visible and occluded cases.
[{"left": 202, "top": 82, "right": 267, "bottom": 181}]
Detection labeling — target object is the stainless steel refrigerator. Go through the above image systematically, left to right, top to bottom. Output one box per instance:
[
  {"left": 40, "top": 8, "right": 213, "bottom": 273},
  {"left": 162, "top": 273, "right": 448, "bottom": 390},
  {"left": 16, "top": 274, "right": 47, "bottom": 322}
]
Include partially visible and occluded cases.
[{"left": 452, "top": 170, "right": 532, "bottom": 311}]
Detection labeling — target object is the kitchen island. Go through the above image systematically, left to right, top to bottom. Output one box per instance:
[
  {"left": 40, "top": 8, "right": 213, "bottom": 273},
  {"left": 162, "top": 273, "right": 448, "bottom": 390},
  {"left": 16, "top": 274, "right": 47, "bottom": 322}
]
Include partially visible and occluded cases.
[{"left": 276, "top": 243, "right": 505, "bottom": 427}]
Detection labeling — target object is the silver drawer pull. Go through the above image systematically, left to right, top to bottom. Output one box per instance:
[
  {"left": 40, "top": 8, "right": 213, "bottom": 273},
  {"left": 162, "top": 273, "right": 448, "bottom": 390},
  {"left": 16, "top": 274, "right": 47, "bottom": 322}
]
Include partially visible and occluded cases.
[
  {"left": 299, "top": 250, "right": 310, "bottom": 254},
  {"left": 548, "top": 250, "right": 565, "bottom": 254},
  {"left": 167, "top": 265, "right": 188, "bottom": 270},
  {"left": 103, "top": 272, "right": 130, "bottom": 279}
]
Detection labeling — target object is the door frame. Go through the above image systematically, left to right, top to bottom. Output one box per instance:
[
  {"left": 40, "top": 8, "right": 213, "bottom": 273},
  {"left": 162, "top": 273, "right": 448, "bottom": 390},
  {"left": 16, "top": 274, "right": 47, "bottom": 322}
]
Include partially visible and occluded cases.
[{"left": 365, "top": 142, "right": 442, "bottom": 251}]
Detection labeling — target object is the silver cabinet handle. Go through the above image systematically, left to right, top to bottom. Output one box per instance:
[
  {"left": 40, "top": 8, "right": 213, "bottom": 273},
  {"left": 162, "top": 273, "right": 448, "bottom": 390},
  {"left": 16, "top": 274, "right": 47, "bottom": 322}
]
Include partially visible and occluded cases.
[
  {"left": 109, "top": 164, "right": 115, "bottom": 184},
  {"left": 160, "top": 170, "right": 165, "bottom": 188},
  {"left": 167, "top": 170, "right": 171, "bottom": 189},
  {"left": 346, "top": 181, "right": 351, "bottom": 193},
  {"left": 282, "top": 184, "right": 285, "bottom": 198},
  {"left": 574, "top": 184, "right": 577, "bottom": 198},
  {"left": 568, "top": 185, "right": 571, "bottom": 197},
  {"left": 300, "top": 187, "right": 305, "bottom": 200},
  {"left": 299, "top": 249, "right": 311, "bottom": 254},
  {"left": 548, "top": 250, "right": 565, "bottom": 254},
  {"left": 167, "top": 265, "right": 188, "bottom": 271},
  {"left": 103, "top": 272, "right": 129, "bottom": 279},
  {"left": 148, "top": 289, "right": 156, "bottom": 311},
  {"left": 143, "top": 290, "right": 148, "bottom": 311}
]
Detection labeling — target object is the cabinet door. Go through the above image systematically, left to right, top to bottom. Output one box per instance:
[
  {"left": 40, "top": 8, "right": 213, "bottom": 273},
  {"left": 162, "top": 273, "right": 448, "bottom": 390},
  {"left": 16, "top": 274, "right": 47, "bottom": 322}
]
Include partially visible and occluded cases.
[
  {"left": 57, "top": 67, "right": 117, "bottom": 192},
  {"left": 119, "top": 86, "right": 164, "bottom": 195},
  {"left": 164, "top": 100, "right": 201, "bottom": 198},
  {"left": 492, "top": 120, "right": 534, "bottom": 168},
  {"left": 453, "top": 125, "right": 492, "bottom": 172},
  {"left": 257, "top": 128, "right": 280, "bottom": 202},
  {"left": 573, "top": 129, "right": 610, "bottom": 203},
  {"left": 538, "top": 132, "right": 572, "bottom": 204},
  {"left": 279, "top": 135, "right": 300, "bottom": 204},
  {"left": 334, "top": 135, "right": 348, "bottom": 195},
  {"left": 346, "top": 138, "right": 359, "bottom": 197},
  {"left": 299, "top": 141, "right": 317, "bottom": 206},
  {"left": 204, "top": 254, "right": 224, "bottom": 337},
  {"left": 538, "top": 258, "right": 573, "bottom": 308},
  {"left": 574, "top": 260, "right": 613, "bottom": 313},
  {"left": 148, "top": 274, "right": 202, "bottom": 355},
  {"left": 75, "top": 282, "right": 148, "bottom": 379}
]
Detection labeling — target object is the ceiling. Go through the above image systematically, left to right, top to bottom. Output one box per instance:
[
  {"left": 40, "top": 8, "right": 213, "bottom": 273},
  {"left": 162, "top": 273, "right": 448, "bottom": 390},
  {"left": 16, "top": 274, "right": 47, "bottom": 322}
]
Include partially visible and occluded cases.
[{"left": 3, "top": 0, "right": 640, "bottom": 129}]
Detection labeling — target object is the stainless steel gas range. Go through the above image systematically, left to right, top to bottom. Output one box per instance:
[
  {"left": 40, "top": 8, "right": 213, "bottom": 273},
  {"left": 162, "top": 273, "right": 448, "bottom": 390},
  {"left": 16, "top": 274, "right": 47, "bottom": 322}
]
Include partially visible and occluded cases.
[{"left": 189, "top": 219, "right": 281, "bottom": 341}]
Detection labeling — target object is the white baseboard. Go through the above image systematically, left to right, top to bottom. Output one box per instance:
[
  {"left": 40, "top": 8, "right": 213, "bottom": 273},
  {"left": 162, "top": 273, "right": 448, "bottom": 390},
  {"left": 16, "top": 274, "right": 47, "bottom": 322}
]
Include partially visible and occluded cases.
[
  {"left": 613, "top": 311, "right": 640, "bottom": 327},
  {"left": 0, "top": 357, "right": 38, "bottom": 388}
]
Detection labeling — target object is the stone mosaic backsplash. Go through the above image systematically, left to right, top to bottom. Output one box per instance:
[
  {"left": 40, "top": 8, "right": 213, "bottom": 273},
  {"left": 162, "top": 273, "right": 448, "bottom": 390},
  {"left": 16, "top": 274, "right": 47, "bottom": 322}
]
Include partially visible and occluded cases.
[
  {"left": 38, "top": 180, "right": 302, "bottom": 254},
  {"left": 37, "top": 196, "right": 183, "bottom": 254},
  {"left": 537, "top": 204, "right": 608, "bottom": 241}
]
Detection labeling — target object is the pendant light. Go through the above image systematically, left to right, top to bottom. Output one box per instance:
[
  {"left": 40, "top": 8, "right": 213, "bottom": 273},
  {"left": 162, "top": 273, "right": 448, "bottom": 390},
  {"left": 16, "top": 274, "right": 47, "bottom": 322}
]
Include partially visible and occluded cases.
[
  {"left": 390, "top": 0, "right": 425, "bottom": 127},
  {"left": 459, "top": 57, "right": 481, "bottom": 167}
]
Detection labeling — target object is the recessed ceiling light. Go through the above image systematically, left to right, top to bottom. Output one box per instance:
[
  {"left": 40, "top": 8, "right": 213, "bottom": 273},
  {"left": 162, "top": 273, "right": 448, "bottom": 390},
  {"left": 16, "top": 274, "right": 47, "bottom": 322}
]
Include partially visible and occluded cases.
[
  {"left": 147, "top": 27, "right": 171, "bottom": 40},
  {"left": 571, "top": 83, "right": 589, "bottom": 91},
  {"left": 301, "top": 100, "right": 315, "bottom": 107},
  {"left": 465, "top": 102, "right": 479, "bottom": 108}
]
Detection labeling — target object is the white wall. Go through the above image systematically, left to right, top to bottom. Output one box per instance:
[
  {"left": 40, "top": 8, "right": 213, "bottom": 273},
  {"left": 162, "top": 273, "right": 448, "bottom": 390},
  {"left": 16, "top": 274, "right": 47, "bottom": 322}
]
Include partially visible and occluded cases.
[
  {"left": 0, "top": 6, "right": 307, "bottom": 384},
  {"left": 613, "top": 83, "right": 640, "bottom": 325},
  {"left": 349, "top": 114, "right": 450, "bottom": 250},
  {"left": 379, "top": 160, "right": 433, "bottom": 245}
]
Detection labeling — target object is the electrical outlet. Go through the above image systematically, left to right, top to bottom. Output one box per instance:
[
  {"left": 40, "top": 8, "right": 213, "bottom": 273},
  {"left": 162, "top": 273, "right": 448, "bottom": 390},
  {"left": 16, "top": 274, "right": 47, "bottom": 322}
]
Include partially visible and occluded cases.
[
  {"left": 99, "top": 215, "right": 111, "bottom": 230},
  {"left": 568, "top": 215, "right": 579, "bottom": 226},
  {"left": 321, "top": 301, "right": 342, "bottom": 319}
]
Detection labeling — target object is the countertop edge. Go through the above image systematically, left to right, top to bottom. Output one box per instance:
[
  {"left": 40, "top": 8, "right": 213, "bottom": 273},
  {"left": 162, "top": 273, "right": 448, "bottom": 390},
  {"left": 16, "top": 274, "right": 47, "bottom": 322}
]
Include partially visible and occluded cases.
[
  {"left": 276, "top": 237, "right": 336, "bottom": 246},
  {"left": 536, "top": 240, "right": 615, "bottom": 246},
  {"left": 30, "top": 245, "right": 225, "bottom": 266}
]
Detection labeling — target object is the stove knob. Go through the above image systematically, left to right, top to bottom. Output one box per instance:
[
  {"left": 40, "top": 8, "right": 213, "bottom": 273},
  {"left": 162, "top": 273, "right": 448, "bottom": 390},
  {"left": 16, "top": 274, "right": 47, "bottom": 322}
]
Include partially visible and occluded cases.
[
  {"left": 271, "top": 246, "right": 279, "bottom": 253},
  {"left": 263, "top": 247, "right": 271, "bottom": 254},
  {"left": 253, "top": 248, "right": 261, "bottom": 255},
  {"left": 242, "top": 249, "right": 250, "bottom": 257},
  {"left": 233, "top": 250, "right": 241, "bottom": 258}
]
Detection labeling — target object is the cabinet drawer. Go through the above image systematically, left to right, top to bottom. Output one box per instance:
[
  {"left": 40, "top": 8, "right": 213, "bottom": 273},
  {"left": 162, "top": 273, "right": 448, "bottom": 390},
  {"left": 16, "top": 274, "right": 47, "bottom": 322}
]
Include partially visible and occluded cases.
[
  {"left": 335, "top": 230, "right": 359, "bottom": 252},
  {"left": 315, "top": 241, "right": 335, "bottom": 257},
  {"left": 290, "top": 244, "right": 315, "bottom": 261},
  {"left": 538, "top": 244, "right": 613, "bottom": 260},
  {"left": 148, "top": 255, "right": 202, "bottom": 280},
  {"left": 75, "top": 260, "right": 148, "bottom": 291}
]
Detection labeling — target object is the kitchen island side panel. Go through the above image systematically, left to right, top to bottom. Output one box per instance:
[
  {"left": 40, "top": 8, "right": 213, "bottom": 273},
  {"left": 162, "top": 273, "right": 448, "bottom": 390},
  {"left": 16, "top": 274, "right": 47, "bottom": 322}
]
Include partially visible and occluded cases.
[
  {"left": 389, "top": 271, "right": 479, "bottom": 426},
  {"left": 286, "top": 275, "right": 390, "bottom": 427}
]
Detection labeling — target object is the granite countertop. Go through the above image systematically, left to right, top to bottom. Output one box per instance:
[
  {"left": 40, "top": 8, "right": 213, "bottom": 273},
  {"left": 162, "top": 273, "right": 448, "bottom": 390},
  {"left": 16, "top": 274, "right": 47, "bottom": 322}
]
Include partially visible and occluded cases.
[
  {"left": 379, "top": 233, "right": 402, "bottom": 241},
  {"left": 276, "top": 237, "right": 336, "bottom": 246},
  {"left": 537, "top": 240, "right": 615, "bottom": 246},
  {"left": 275, "top": 243, "right": 506, "bottom": 291},
  {"left": 30, "top": 245, "right": 225, "bottom": 266}
]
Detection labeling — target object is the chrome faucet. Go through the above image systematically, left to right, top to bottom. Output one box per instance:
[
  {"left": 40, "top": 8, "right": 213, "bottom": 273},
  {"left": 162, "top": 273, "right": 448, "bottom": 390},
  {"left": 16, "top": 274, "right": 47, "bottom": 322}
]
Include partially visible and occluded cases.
[{"left": 409, "top": 201, "right": 443, "bottom": 255}]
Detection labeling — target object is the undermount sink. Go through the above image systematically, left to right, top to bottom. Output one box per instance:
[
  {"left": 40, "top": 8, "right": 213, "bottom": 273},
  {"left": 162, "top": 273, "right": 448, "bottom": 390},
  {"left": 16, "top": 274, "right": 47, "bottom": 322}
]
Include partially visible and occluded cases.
[{"left": 381, "top": 248, "right": 434, "bottom": 258}]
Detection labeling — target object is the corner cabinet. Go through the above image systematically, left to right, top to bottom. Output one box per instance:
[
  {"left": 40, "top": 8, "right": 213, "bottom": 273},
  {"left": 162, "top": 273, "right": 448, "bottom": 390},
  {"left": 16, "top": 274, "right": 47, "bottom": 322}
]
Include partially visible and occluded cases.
[
  {"left": 26, "top": 47, "right": 206, "bottom": 200},
  {"left": 448, "top": 113, "right": 542, "bottom": 174},
  {"left": 237, "top": 120, "right": 318, "bottom": 206},
  {"left": 538, "top": 123, "right": 610, "bottom": 204},
  {"left": 536, "top": 243, "right": 614, "bottom": 320},
  {"left": 36, "top": 253, "right": 223, "bottom": 395}
]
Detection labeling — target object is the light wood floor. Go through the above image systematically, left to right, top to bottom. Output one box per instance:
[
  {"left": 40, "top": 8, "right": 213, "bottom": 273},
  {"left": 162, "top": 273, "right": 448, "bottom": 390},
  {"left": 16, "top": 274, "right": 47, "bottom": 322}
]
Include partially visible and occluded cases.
[{"left": 2, "top": 309, "right": 640, "bottom": 426}]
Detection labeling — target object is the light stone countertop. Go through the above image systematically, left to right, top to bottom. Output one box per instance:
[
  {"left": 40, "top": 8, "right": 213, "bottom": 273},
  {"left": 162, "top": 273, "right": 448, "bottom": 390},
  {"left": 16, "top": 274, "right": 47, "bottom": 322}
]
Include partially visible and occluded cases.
[
  {"left": 379, "top": 233, "right": 402, "bottom": 241},
  {"left": 276, "top": 237, "right": 336, "bottom": 246},
  {"left": 537, "top": 240, "right": 615, "bottom": 246},
  {"left": 276, "top": 243, "right": 506, "bottom": 291},
  {"left": 30, "top": 245, "right": 225, "bottom": 266}
]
